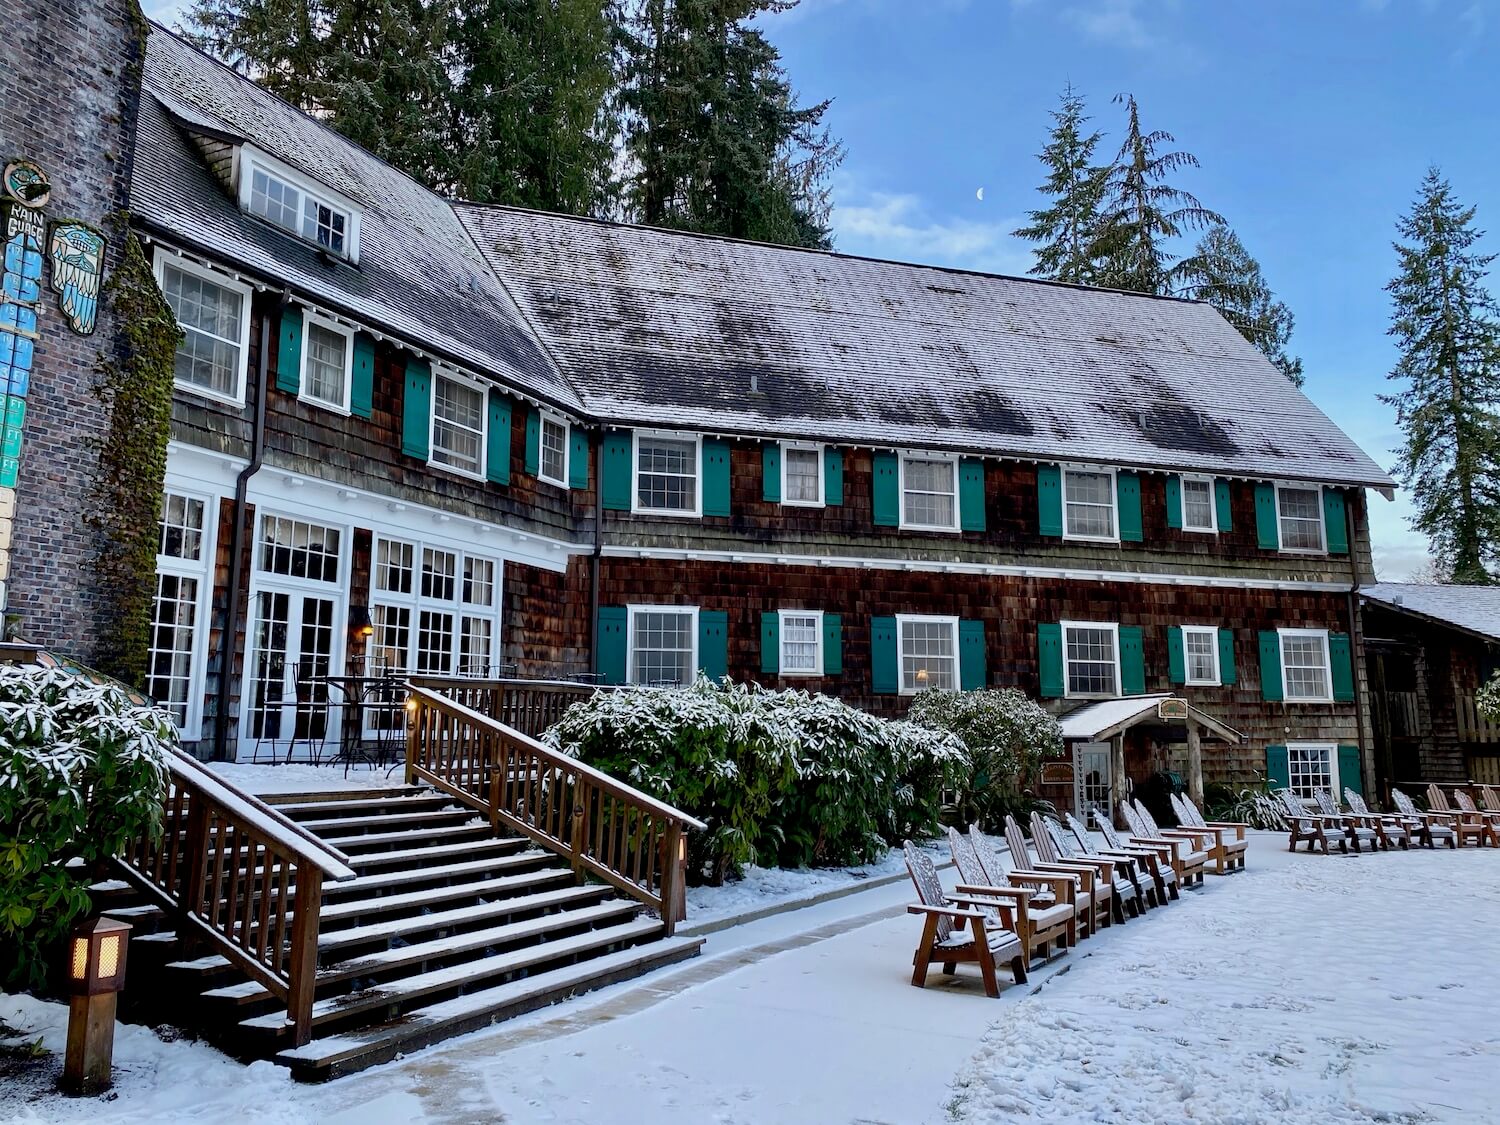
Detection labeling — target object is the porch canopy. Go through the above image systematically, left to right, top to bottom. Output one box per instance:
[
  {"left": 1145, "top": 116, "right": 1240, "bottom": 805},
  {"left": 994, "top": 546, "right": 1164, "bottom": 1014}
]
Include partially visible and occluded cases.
[{"left": 1059, "top": 693, "right": 1243, "bottom": 745}]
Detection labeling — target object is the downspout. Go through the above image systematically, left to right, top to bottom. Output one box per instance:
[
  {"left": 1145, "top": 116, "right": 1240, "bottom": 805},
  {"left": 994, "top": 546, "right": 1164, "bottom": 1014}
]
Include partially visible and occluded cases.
[
  {"left": 212, "top": 291, "right": 282, "bottom": 760},
  {"left": 590, "top": 427, "right": 603, "bottom": 678},
  {"left": 1345, "top": 491, "right": 1370, "bottom": 798}
]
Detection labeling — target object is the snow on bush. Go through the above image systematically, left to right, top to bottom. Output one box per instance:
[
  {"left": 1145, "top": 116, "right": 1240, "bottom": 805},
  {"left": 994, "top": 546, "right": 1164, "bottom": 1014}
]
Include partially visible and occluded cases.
[
  {"left": 0, "top": 663, "right": 174, "bottom": 987},
  {"left": 1478, "top": 671, "right": 1500, "bottom": 721},
  {"left": 546, "top": 677, "right": 966, "bottom": 883}
]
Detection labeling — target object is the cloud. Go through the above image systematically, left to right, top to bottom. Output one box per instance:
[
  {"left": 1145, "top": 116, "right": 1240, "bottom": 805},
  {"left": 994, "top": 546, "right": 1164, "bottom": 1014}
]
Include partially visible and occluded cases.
[
  {"left": 1062, "top": 0, "right": 1154, "bottom": 50},
  {"left": 833, "top": 188, "right": 1031, "bottom": 276}
]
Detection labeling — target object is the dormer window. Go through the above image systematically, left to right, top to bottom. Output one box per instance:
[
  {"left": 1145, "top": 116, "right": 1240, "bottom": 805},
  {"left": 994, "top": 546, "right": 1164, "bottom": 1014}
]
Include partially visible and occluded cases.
[{"left": 237, "top": 147, "right": 361, "bottom": 263}]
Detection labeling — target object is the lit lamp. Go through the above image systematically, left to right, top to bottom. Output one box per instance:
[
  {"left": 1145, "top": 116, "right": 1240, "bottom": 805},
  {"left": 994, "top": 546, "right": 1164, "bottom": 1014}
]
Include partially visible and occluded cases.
[
  {"left": 349, "top": 605, "right": 374, "bottom": 641},
  {"left": 915, "top": 668, "right": 930, "bottom": 690},
  {"left": 63, "top": 916, "right": 131, "bottom": 1095}
]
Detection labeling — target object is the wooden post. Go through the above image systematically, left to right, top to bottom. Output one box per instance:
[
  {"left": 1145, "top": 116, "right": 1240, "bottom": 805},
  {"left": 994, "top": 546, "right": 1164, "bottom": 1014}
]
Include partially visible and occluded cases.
[
  {"left": 404, "top": 696, "right": 420, "bottom": 787},
  {"left": 1185, "top": 715, "right": 1205, "bottom": 809},
  {"left": 1110, "top": 735, "right": 1128, "bottom": 825},
  {"left": 569, "top": 779, "right": 589, "bottom": 874},
  {"left": 657, "top": 823, "right": 686, "bottom": 935},
  {"left": 286, "top": 864, "right": 323, "bottom": 1048},
  {"left": 62, "top": 991, "right": 117, "bottom": 1094}
]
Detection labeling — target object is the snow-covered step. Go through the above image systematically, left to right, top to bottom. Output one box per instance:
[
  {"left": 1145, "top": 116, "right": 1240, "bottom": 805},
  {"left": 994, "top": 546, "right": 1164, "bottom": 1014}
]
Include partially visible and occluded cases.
[
  {"left": 259, "top": 786, "right": 424, "bottom": 807},
  {"left": 271, "top": 793, "right": 457, "bottom": 820},
  {"left": 297, "top": 808, "right": 477, "bottom": 838},
  {"left": 325, "top": 822, "right": 494, "bottom": 853},
  {"left": 347, "top": 835, "right": 530, "bottom": 873},
  {"left": 319, "top": 850, "right": 551, "bottom": 898},
  {"left": 317, "top": 868, "right": 574, "bottom": 928}
]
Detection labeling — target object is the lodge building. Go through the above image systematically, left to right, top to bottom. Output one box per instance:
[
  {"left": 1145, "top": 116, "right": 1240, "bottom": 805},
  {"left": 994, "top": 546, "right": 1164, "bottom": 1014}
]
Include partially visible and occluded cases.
[{"left": 4, "top": 20, "right": 1399, "bottom": 818}]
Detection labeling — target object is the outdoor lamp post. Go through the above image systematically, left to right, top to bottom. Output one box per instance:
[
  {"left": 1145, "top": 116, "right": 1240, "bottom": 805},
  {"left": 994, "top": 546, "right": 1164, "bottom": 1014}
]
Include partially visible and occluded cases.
[
  {"left": 348, "top": 604, "right": 374, "bottom": 641},
  {"left": 63, "top": 915, "right": 131, "bottom": 1095}
]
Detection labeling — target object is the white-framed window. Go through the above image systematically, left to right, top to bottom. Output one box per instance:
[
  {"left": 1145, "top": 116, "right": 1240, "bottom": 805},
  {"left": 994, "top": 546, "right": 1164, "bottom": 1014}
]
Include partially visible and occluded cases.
[
  {"left": 238, "top": 148, "right": 362, "bottom": 262},
  {"left": 155, "top": 251, "right": 253, "bottom": 406},
  {"left": 299, "top": 312, "right": 353, "bottom": 413},
  {"left": 430, "top": 369, "right": 487, "bottom": 479},
  {"left": 539, "top": 412, "right": 569, "bottom": 488},
  {"left": 633, "top": 431, "right": 701, "bottom": 516},
  {"left": 781, "top": 443, "right": 824, "bottom": 507},
  {"left": 899, "top": 453, "right": 959, "bottom": 532},
  {"left": 1063, "top": 467, "right": 1118, "bottom": 542},
  {"left": 1180, "top": 476, "right": 1216, "bottom": 533},
  {"left": 1276, "top": 484, "right": 1325, "bottom": 553},
  {"left": 148, "top": 488, "right": 216, "bottom": 739},
  {"left": 257, "top": 514, "right": 342, "bottom": 584},
  {"left": 368, "top": 536, "right": 502, "bottom": 687},
  {"left": 627, "top": 605, "right": 699, "bottom": 686},
  {"left": 778, "top": 609, "right": 823, "bottom": 676},
  {"left": 897, "top": 614, "right": 959, "bottom": 694},
  {"left": 1062, "top": 621, "right": 1120, "bottom": 698},
  {"left": 1182, "top": 624, "right": 1220, "bottom": 686},
  {"left": 1279, "top": 628, "right": 1332, "bottom": 702},
  {"left": 1287, "top": 742, "right": 1338, "bottom": 801}
]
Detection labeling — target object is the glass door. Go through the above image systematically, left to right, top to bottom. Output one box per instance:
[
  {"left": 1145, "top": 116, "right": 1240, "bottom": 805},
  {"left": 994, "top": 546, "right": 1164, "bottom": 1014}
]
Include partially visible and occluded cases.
[
  {"left": 244, "top": 588, "right": 341, "bottom": 759},
  {"left": 1073, "top": 741, "right": 1113, "bottom": 826}
]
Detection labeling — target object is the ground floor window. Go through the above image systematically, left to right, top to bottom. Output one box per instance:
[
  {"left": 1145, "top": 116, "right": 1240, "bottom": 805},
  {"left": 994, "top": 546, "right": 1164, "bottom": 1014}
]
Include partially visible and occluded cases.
[
  {"left": 148, "top": 488, "right": 215, "bottom": 739},
  {"left": 370, "top": 536, "right": 502, "bottom": 681},
  {"left": 629, "top": 606, "right": 698, "bottom": 686},
  {"left": 897, "top": 614, "right": 958, "bottom": 694},
  {"left": 1063, "top": 621, "right": 1119, "bottom": 697},
  {"left": 1182, "top": 625, "right": 1220, "bottom": 686},
  {"left": 1287, "top": 742, "right": 1338, "bottom": 801}
]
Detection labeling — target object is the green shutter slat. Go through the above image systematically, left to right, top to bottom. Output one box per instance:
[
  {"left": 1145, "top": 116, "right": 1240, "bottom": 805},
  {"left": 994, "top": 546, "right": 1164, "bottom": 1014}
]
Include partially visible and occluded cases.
[
  {"left": 276, "top": 305, "right": 303, "bottom": 394},
  {"left": 350, "top": 332, "right": 375, "bottom": 419},
  {"left": 400, "top": 357, "right": 431, "bottom": 460},
  {"left": 486, "top": 392, "right": 512, "bottom": 484},
  {"left": 523, "top": 406, "right": 541, "bottom": 476},
  {"left": 569, "top": 425, "right": 589, "bottom": 489},
  {"left": 601, "top": 431, "right": 632, "bottom": 511},
  {"left": 703, "top": 438, "right": 731, "bottom": 517},
  {"left": 762, "top": 443, "right": 781, "bottom": 503},
  {"left": 824, "top": 447, "right": 844, "bottom": 506},
  {"left": 873, "top": 452, "right": 899, "bottom": 527},
  {"left": 959, "top": 458, "right": 987, "bottom": 532},
  {"left": 1037, "top": 464, "right": 1063, "bottom": 537},
  {"left": 1117, "top": 472, "right": 1142, "bottom": 542},
  {"left": 1165, "top": 475, "right": 1182, "bottom": 530},
  {"left": 1215, "top": 478, "right": 1233, "bottom": 532},
  {"left": 1254, "top": 483, "right": 1279, "bottom": 550},
  {"left": 1323, "top": 488, "right": 1349, "bottom": 555},
  {"left": 596, "top": 606, "right": 627, "bottom": 685},
  {"left": 698, "top": 610, "right": 728, "bottom": 680},
  {"left": 760, "top": 611, "right": 780, "bottom": 675},
  {"left": 822, "top": 613, "right": 842, "bottom": 675},
  {"left": 871, "top": 616, "right": 899, "bottom": 694},
  {"left": 959, "top": 619, "right": 987, "bottom": 690},
  {"left": 1038, "top": 623, "right": 1064, "bottom": 698},
  {"left": 1119, "top": 626, "right": 1145, "bottom": 695},
  {"left": 1167, "top": 626, "right": 1185, "bottom": 685},
  {"left": 1218, "top": 628, "right": 1236, "bottom": 685},
  {"left": 1259, "top": 630, "right": 1284, "bottom": 701},
  {"left": 1330, "top": 633, "right": 1355, "bottom": 701},
  {"left": 1266, "top": 745, "right": 1290, "bottom": 790},
  {"left": 1337, "top": 745, "right": 1364, "bottom": 798}
]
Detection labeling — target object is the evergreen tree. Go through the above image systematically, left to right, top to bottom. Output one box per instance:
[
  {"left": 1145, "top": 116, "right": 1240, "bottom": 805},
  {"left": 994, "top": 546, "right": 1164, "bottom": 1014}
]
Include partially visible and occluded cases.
[
  {"left": 1012, "top": 86, "right": 1111, "bottom": 286},
  {"left": 1095, "top": 94, "right": 1221, "bottom": 295},
  {"left": 1382, "top": 168, "right": 1500, "bottom": 585},
  {"left": 1176, "top": 225, "right": 1303, "bottom": 385}
]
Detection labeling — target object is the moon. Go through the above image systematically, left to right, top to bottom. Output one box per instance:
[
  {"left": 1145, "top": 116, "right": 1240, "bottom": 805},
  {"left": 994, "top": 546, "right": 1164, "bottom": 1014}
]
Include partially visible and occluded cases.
[{"left": 976, "top": 187, "right": 984, "bottom": 202}]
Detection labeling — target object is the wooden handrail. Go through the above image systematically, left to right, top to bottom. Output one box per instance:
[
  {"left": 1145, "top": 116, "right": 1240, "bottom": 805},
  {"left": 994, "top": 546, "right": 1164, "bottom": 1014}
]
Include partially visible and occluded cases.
[
  {"left": 406, "top": 676, "right": 611, "bottom": 740},
  {"left": 405, "top": 684, "right": 704, "bottom": 932}
]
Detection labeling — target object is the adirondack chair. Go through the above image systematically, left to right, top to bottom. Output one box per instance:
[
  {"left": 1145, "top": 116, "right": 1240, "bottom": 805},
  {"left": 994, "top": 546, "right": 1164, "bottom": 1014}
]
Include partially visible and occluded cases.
[
  {"left": 1426, "top": 784, "right": 1491, "bottom": 848},
  {"left": 1481, "top": 785, "right": 1500, "bottom": 816},
  {"left": 1343, "top": 787, "right": 1412, "bottom": 850},
  {"left": 1271, "top": 788, "right": 1344, "bottom": 854},
  {"left": 1312, "top": 788, "right": 1383, "bottom": 852},
  {"left": 1391, "top": 788, "right": 1459, "bottom": 849},
  {"left": 1449, "top": 790, "right": 1500, "bottom": 847},
  {"left": 1169, "top": 793, "right": 1248, "bottom": 873},
  {"left": 1121, "top": 801, "right": 1208, "bottom": 886},
  {"left": 1091, "top": 811, "right": 1180, "bottom": 902},
  {"left": 1056, "top": 812, "right": 1157, "bottom": 911},
  {"left": 1034, "top": 813, "right": 1140, "bottom": 920},
  {"left": 1001, "top": 814, "right": 1102, "bottom": 939},
  {"left": 946, "top": 827, "right": 1076, "bottom": 964},
  {"left": 903, "top": 842, "right": 1028, "bottom": 997}
]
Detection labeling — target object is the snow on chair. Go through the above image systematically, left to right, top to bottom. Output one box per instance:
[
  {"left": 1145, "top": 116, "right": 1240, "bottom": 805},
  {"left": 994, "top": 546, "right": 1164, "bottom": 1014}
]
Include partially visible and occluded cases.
[
  {"left": 1426, "top": 784, "right": 1490, "bottom": 847},
  {"left": 1342, "top": 787, "right": 1411, "bottom": 850},
  {"left": 1271, "top": 788, "right": 1345, "bottom": 854},
  {"left": 1311, "top": 788, "right": 1383, "bottom": 852},
  {"left": 1392, "top": 788, "right": 1458, "bottom": 849},
  {"left": 1448, "top": 790, "right": 1500, "bottom": 847},
  {"left": 1170, "top": 793, "right": 1248, "bottom": 873},
  {"left": 1121, "top": 801, "right": 1208, "bottom": 886},
  {"left": 1091, "top": 811, "right": 1179, "bottom": 903},
  {"left": 1036, "top": 812, "right": 1141, "bottom": 919},
  {"left": 1002, "top": 814, "right": 1104, "bottom": 939},
  {"left": 946, "top": 827, "right": 1075, "bottom": 965},
  {"left": 902, "top": 841, "right": 1028, "bottom": 998}
]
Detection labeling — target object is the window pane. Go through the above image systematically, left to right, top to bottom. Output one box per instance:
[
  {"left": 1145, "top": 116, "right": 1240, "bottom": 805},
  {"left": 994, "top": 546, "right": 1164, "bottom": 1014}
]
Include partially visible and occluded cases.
[
  {"left": 249, "top": 168, "right": 300, "bottom": 233},
  {"left": 302, "top": 197, "right": 347, "bottom": 255},
  {"left": 162, "top": 263, "right": 243, "bottom": 397},
  {"left": 304, "top": 321, "right": 347, "bottom": 407},
  {"left": 432, "top": 375, "right": 485, "bottom": 474},
  {"left": 541, "top": 418, "right": 568, "bottom": 483},
  {"left": 637, "top": 438, "right": 698, "bottom": 512},
  {"left": 785, "top": 448, "right": 821, "bottom": 503},
  {"left": 902, "top": 457, "right": 956, "bottom": 528},
  {"left": 1065, "top": 471, "right": 1115, "bottom": 538},
  {"left": 1182, "top": 479, "right": 1214, "bottom": 530},
  {"left": 1278, "top": 487, "right": 1323, "bottom": 550},
  {"left": 159, "top": 492, "right": 206, "bottom": 561},
  {"left": 257, "top": 516, "right": 340, "bottom": 582},
  {"left": 376, "top": 539, "right": 414, "bottom": 594},
  {"left": 422, "top": 548, "right": 456, "bottom": 601},
  {"left": 463, "top": 557, "right": 495, "bottom": 606},
  {"left": 147, "top": 573, "right": 198, "bottom": 726},
  {"left": 370, "top": 604, "right": 411, "bottom": 675},
  {"left": 416, "top": 610, "right": 455, "bottom": 673},
  {"left": 631, "top": 610, "right": 695, "bottom": 685},
  {"left": 781, "top": 613, "right": 820, "bottom": 673},
  {"left": 460, "top": 616, "right": 492, "bottom": 676},
  {"left": 900, "top": 619, "right": 956, "bottom": 692},
  {"left": 1065, "top": 626, "right": 1117, "bottom": 695},
  {"left": 1185, "top": 629, "right": 1217, "bottom": 683},
  {"left": 1282, "top": 634, "right": 1329, "bottom": 700},
  {"left": 1288, "top": 744, "right": 1333, "bottom": 800}
]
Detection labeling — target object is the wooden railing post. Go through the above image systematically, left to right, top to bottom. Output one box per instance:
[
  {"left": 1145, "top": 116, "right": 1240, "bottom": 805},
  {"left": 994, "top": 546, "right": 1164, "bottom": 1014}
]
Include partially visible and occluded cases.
[
  {"left": 404, "top": 696, "right": 420, "bottom": 786},
  {"left": 569, "top": 777, "right": 589, "bottom": 875},
  {"left": 179, "top": 795, "right": 210, "bottom": 917},
  {"left": 658, "top": 823, "right": 686, "bottom": 935},
  {"left": 286, "top": 864, "right": 323, "bottom": 1048}
]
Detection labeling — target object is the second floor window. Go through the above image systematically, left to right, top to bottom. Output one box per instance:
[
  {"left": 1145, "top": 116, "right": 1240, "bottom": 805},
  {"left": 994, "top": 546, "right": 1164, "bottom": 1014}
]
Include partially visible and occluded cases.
[
  {"left": 158, "top": 256, "right": 251, "bottom": 404},
  {"left": 302, "top": 316, "right": 352, "bottom": 412},
  {"left": 431, "top": 373, "right": 486, "bottom": 477},
  {"left": 540, "top": 413, "right": 568, "bottom": 487},
  {"left": 635, "top": 433, "right": 700, "bottom": 515},
  {"left": 783, "top": 444, "right": 823, "bottom": 506},
  {"left": 900, "top": 454, "right": 958, "bottom": 531},
  {"left": 1063, "top": 469, "right": 1116, "bottom": 541},
  {"left": 1181, "top": 477, "right": 1216, "bottom": 532},
  {"left": 1277, "top": 485, "right": 1325, "bottom": 552},
  {"left": 779, "top": 610, "right": 823, "bottom": 675},
  {"left": 898, "top": 615, "right": 958, "bottom": 693},
  {"left": 1064, "top": 622, "right": 1119, "bottom": 697},
  {"left": 1182, "top": 625, "right": 1220, "bottom": 685},
  {"left": 1280, "top": 629, "right": 1331, "bottom": 701}
]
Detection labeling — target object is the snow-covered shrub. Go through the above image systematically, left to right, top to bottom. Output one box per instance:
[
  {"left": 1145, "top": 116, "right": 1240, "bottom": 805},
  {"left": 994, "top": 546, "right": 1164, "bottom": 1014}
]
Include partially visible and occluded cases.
[
  {"left": 0, "top": 664, "right": 174, "bottom": 987},
  {"left": 1478, "top": 671, "right": 1500, "bottom": 721},
  {"left": 906, "top": 688, "right": 1061, "bottom": 830}
]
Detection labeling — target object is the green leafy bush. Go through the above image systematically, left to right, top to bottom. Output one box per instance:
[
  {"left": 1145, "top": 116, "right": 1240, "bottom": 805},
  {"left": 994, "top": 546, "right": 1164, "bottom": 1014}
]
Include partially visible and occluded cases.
[
  {"left": 0, "top": 664, "right": 174, "bottom": 987},
  {"left": 1478, "top": 671, "right": 1500, "bottom": 721}
]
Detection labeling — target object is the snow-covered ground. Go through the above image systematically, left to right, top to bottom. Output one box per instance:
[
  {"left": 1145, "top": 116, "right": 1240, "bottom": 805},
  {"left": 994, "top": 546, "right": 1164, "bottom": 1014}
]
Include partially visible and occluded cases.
[
  {"left": 205, "top": 762, "right": 401, "bottom": 794},
  {"left": 4, "top": 833, "right": 1499, "bottom": 1123}
]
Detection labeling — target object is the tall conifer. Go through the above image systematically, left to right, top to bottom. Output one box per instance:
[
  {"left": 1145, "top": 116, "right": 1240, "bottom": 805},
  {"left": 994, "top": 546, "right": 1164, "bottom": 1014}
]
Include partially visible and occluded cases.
[
  {"left": 1012, "top": 86, "right": 1110, "bottom": 286},
  {"left": 1177, "top": 226, "right": 1303, "bottom": 385}
]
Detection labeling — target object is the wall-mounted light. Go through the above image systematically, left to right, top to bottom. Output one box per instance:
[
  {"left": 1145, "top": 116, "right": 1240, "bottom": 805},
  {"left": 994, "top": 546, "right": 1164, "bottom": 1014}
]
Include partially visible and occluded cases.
[
  {"left": 348, "top": 605, "right": 374, "bottom": 641},
  {"left": 63, "top": 916, "right": 131, "bottom": 1095}
]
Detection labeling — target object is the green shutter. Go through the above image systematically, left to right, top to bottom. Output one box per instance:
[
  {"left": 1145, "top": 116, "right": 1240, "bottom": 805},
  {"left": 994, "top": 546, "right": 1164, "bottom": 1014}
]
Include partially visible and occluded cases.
[
  {"left": 276, "top": 305, "right": 303, "bottom": 394},
  {"left": 350, "top": 332, "right": 375, "bottom": 418},
  {"left": 400, "top": 357, "right": 431, "bottom": 460},
  {"left": 486, "top": 391, "right": 512, "bottom": 484},
  {"left": 523, "top": 406, "right": 541, "bottom": 476},
  {"left": 569, "top": 425, "right": 590, "bottom": 489},
  {"left": 601, "top": 431, "right": 632, "bottom": 511},
  {"left": 703, "top": 439, "right": 731, "bottom": 517},
  {"left": 762, "top": 443, "right": 781, "bottom": 503},
  {"left": 824, "top": 447, "right": 844, "bottom": 506},
  {"left": 872, "top": 452, "right": 899, "bottom": 526},
  {"left": 959, "top": 458, "right": 987, "bottom": 532},
  {"left": 1037, "top": 464, "right": 1063, "bottom": 537},
  {"left": 1117, "top": 472, "right": 1143, "bottom": 542},
  {"left": 1165, "top": 475, "right": 1182, "bottom": 530},
  {"left": 1215, "top": 479, "right": 1233, "bottom": 532},
  {"left": 1254, "top": 483, "right": 1279, "bottom": 549},
  {"left": 1323, "top": 488, "right": 1349, "bottom": 555},
  {"left": 597, "top": 607, "right": 627, "bottom": 685},
  {"left": 698, "top": 611, "right": 728, "bottom": 680},
  {"left": 760, "top": 611, "right": 780, "bottom": 674},
  {"left": 822, "top": 613, "right": 842, "bottom": 674},
  {"left": 871, "top": 616, "right": 899, "bottom": 694},
  {"left": 959, "top": 619, "right": 986, "bottom": 691},
  {"left": 1038, "top": 623, "right": 1064, "bottom": 698},
  {"left": 1119, "top": 626, "right": 1145, "bottom": 695},
  {"left": 1167, "top": 626, "right": 1185, "bottom": 685},
  {"left": 1218, "top": 628, "right": 1236, "bottom": 685},
  {"left": 1259, "top": 630, "right": 1284, "bottom": 701},
  {"left": 1330, "top": 633, "right": 1355, "bottom": 701},
  {"left": 1266, "top": 745, "right": 1290, "bottom": 790},
  {"left": 1337, "top": 745, "right": 1364, "bottom": 798}
]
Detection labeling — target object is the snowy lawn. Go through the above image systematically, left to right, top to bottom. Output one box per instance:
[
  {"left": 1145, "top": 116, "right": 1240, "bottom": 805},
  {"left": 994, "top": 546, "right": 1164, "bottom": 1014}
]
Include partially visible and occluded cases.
[{"left": 205, "top": 762, "right": 405, "bottom": 794}]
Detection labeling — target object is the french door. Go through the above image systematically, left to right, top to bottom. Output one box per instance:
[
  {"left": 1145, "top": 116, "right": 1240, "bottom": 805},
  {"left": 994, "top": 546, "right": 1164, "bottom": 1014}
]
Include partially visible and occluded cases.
[
  {"left": 243, "top": 587, "right": 342, "bottom": 758},
  {"left": 1073, "top": 741, "right": 1113, "bottom": 825}
]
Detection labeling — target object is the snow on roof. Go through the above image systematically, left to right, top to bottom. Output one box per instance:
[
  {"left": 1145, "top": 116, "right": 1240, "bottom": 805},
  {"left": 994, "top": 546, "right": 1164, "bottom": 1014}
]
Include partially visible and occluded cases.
[
  {"left": 1360, "top": 583, "right": 1500, "bottom": 643},
  {"left": 1058, "top": 695, "right": 1173, "bottom": 740}
]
